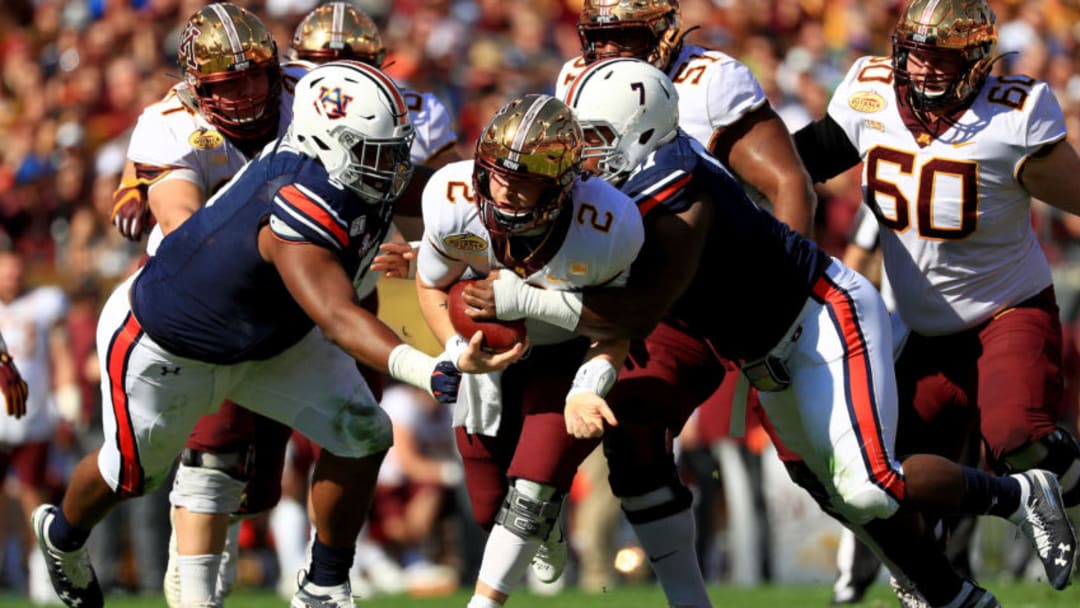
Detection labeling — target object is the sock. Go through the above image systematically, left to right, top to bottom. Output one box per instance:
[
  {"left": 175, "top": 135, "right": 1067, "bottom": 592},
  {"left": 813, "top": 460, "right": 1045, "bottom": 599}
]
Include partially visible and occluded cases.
[
  {"left": 958, "top": 466, "right": 1021, "bottom": 518},
  {"left": 1007, "top": 473, "right": 1032, "bottom": 524},
  {"left": 270, "top": 498, "right": 309, "bottom": 585},
  {"left": 625, "top": 504, "right": 711, "bottom": 608},
  {"left": 47, "top": 508, "right": 91, "bottom": 552},
  {"left": 477, "top": 524, "right": 540, "bottom": 595},
  {"left": 308, "top": 538, "right": 354, "bottom": 586},
  {"left": 178, "top": 554, "right": 221, "bottom": 606},
  {"left": 467, "top": 594, "right": 503, "bottom": 608}
]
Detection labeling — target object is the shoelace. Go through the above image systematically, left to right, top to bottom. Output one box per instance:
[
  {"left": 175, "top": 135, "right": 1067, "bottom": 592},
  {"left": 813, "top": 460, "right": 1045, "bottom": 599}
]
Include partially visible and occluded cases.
[{"left": 1022, "top": 497, "right": 1053, "bottom": 558}]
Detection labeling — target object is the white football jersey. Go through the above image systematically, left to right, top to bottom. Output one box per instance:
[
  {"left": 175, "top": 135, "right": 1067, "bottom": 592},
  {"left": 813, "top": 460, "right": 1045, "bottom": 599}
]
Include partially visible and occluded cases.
[
  {"left": 556, "top": 45, "right": 767, "bottom": 150},
  {"left": 828, "top": 56, "right": 1064, "bottom": 335},
  {"left": 129, "top": 74, "right": 297, "bottom": 255},
  {"left": 417, "top": 160, "right": 644, "bottom": 346},
  {"left": 0, "top": 287, "right": 66, "bottom": 443}
]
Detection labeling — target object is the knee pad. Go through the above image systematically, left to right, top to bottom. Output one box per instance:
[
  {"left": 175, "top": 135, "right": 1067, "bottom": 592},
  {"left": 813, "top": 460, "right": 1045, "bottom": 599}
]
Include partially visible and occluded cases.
[
  {"left": 1000, "top": 426, "right": 1080, "bottom": 507},
  {"left": 169, "top": 449, "right": 252, "bottom": 514},
  {"left": 784, "top": 461, "right": 899, "bottom": 525},
  {"left": 832, "top": 479, "right": 901, "bottom": 525},
  {"left": 493, "top": 481, "right": 563, "bottom": 541}
]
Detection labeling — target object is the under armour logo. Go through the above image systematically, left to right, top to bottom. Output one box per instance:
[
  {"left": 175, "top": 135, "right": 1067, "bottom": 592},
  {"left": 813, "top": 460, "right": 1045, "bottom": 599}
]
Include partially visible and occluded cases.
[
  {"left": 160, "top": 366, "right": 181, "bottom": 376},
  {"left": 1055, "top": 542, "right": 1073, "bottom": 567},
  {"left": 59, "top": 591, "right": 82, "bottom": 606}
]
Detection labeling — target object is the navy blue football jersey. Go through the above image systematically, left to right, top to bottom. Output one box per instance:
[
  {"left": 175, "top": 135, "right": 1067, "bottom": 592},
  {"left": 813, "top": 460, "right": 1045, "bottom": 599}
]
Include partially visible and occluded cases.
[
  {"left": 622, "top": 134, "right": 830, "bottom": 361},
  {"left": 131, "top": 138, "right": 395, "bottom": 364}
]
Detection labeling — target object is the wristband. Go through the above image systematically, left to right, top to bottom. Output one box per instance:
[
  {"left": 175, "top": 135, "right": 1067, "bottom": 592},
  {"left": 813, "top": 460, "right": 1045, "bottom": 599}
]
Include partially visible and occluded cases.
[
  {"left": 443, "top": 334, "right": 469, "bottom": 370},
  {"left": 387, "top": 344, "right": 439, "bottom": 394},
  {"left": 566, "top": 357, "right": 618, "bottom": 399}
]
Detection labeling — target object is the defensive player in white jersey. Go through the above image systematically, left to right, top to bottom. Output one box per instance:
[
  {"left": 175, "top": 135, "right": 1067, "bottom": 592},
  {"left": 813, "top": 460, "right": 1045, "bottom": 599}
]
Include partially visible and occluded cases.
[
  {"left": 794, "top": 0, "right": 1080, "bottom": 603},
  {"left": 415, "top": 94, "right": 643, "bottom": 608}
]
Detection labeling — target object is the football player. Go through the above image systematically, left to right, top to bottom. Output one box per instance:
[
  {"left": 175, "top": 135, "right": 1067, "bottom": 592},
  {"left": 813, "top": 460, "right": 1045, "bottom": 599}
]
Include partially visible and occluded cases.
[
  {"left": 555, "top": 0, "right": 815, "bottom": 235},
  {"left": 794, "top": 0, "right": 1080, "bottom": 600},
  {"left": 554, "top": 1, "right": 817, "bottom": 586},
  {"left": 268, "top": 2, "right": 461, "bottom": 595},
  {"left": 105, "top": 6, "right": 302, "bottom": 607},
  {"left": 470, "top": 57, "right": 1076, "bottom": 607},
  {"left": 30, "top": 60, "right": 463, "bottom": 608},
  {"left": 414, "top": 94, "right": 644, "bottom": 608},
  {"left": 0, "top": 248, "right": 78, "bottom": 603}
]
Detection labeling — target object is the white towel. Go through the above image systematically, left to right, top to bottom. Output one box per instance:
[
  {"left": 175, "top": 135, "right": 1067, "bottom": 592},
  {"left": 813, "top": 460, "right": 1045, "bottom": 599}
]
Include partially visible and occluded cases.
[{"left": 452, "top": 370, "right": 504, "bottom": 436}]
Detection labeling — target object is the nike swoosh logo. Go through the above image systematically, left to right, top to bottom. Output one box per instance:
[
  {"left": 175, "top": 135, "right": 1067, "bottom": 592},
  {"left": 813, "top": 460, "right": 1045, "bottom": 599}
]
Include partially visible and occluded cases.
[
  {"left": 952, "top": 140, "right": 975, "bottom": 148},
  {"left": 649, "top": 550, "right": 678, "bottom": 563}
]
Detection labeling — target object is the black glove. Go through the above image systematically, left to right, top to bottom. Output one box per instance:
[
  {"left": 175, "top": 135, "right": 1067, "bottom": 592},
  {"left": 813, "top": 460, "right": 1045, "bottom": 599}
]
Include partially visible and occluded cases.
[{"left": 430, "top": 360, "right": 462, "bottom": 404}]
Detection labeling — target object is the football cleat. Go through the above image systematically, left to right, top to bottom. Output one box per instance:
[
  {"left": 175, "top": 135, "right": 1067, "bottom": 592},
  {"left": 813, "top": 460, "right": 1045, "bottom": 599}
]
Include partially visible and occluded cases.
[
  {"left": 1010, "top": 469, "right": 1076, "bottom": 590},
  {"left": 31, "top": 504, "right": 104, "bottom": 608},
  {"left": 530, "top": 510, "right": 568, "bottom": 583},
  {"left": 291, "top": 571, "right": 356, "bottom": 608}
]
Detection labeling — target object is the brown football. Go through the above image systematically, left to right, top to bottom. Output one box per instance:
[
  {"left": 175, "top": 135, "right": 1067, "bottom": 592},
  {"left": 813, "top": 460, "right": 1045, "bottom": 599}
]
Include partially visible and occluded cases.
[{"left": 448, "top": 279, "right": 527, "bottom": 353}]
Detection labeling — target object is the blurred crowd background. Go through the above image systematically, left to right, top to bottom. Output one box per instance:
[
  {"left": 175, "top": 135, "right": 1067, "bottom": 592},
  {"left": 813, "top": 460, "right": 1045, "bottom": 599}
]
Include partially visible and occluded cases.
[{"left": 2, "top": 0, "right": 1080, "bottom": 601}]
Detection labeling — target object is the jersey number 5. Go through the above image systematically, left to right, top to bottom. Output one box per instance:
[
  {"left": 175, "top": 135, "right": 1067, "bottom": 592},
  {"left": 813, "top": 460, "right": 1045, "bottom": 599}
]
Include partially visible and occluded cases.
[{"left": 866, "top": 146, "right": 977, "bottom": 240}]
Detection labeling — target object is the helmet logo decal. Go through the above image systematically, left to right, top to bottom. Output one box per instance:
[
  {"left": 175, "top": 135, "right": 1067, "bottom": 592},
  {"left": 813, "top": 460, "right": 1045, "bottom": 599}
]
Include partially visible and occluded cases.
[
  {"left": 179, "top": 25, "right": 200, "bottom": 71},
  {"left": 318, "top": 86, "right": 354, "bottom": 119}
]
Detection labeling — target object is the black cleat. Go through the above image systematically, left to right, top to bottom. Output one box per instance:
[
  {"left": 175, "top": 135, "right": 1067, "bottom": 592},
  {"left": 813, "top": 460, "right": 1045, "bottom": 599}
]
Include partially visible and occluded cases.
[
  {"left": 1011, "top": 469, "right": 1077, "bottom": 590},
  {"left": 31, "top": 504, "right": 103, "bottom": 608}
]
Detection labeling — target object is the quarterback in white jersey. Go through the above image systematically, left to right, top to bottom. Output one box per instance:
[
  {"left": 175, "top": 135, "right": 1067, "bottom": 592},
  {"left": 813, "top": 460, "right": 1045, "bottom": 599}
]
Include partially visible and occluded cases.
[
  {"left": 559, "top": 0, "right": 815, "bottom": 236},
  {"left": 416, "top": 95, "right": 643, "bottom": 607}
]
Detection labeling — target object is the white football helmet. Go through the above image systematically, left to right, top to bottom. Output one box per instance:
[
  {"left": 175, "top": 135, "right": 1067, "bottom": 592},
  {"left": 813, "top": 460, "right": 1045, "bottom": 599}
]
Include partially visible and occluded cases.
[
  {"left": 562, "top": 57, "right": 679, "bottom": 183},
  {"left": 289, "top": 60, "right": 414, "bottom": 203}
]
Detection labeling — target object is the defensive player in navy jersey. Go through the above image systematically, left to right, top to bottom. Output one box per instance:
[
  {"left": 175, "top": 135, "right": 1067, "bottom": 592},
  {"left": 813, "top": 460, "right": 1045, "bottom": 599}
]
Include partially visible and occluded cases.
[
  {"left": 467, "top": 58, "right": 1076, "bottom": 608},
  {"left": 28, "top": 62, "right": 484, "bottom": 608}
]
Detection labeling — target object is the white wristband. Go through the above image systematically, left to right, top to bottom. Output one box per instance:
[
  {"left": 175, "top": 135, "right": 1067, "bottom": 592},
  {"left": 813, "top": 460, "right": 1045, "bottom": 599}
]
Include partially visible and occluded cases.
[
  {"left": 407, "top": 240, "right": 421, "bottom": 280},
  {"left": 492, "top": 272, "right": 582, "bottom": 331},
  {"left": 443, "top": 334, "right": 469, "bottom": 370},
  {"left": 387, "top": 344, "right": 438, "bottom": 395},
  {"left": 566, "top": 357, "right": 618, "bottom": 399}
]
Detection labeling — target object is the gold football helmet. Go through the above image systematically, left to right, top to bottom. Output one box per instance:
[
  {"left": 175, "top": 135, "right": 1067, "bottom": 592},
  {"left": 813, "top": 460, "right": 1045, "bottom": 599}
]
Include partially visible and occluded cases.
[
  {"left": 578, "top": 0, "right": 683, "bottom": 71},
  {"left": 892, "top": 0, "right": 997, "bottom": 112},
  {"left": 178, "top": 2, "right": 281, "bottom": 142},
  {"left": 287, "top": 2, "right": 386, "bottom": 66},
  {"left": 474, "top": 94, "right": 583, "bottom": 237}
]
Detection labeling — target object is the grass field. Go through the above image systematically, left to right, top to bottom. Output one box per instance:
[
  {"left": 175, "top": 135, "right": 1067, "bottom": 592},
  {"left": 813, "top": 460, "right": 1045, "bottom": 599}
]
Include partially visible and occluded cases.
[{"left": 1, "top": 581, "right": 1076, "bottom": 607}]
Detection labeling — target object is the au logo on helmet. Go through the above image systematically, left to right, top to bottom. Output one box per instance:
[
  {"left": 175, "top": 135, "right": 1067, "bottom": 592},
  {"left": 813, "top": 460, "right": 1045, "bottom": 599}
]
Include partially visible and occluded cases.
[{"left": 318, "top": 86, "right": 353, "bottom": 119}]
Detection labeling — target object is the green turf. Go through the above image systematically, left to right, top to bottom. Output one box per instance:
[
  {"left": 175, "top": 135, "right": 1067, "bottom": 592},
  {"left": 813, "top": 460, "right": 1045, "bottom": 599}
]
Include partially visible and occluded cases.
[{"left": 2, "top": 581, "right": 1076, "bottom": 607}]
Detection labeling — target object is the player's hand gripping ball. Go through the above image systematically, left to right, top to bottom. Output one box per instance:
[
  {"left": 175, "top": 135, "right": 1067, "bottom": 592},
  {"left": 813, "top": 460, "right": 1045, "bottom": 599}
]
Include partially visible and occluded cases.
[{"left": 448, "top": 280, "right": 527, "bottom": 353}]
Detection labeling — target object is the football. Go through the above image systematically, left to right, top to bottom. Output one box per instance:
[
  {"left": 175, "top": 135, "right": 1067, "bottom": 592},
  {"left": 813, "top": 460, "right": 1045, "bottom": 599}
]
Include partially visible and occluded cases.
[{"left": 448, "top": 279, "right": 527, "bottom": 353}]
